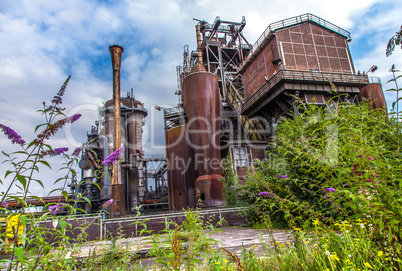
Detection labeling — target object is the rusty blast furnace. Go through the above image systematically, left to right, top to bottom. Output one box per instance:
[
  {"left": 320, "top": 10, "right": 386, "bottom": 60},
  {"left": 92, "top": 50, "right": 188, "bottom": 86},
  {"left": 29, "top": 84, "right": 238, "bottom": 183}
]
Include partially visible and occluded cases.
[
  {"left": 164, "top": 13, "right": 386, "bottom": 210},
  {"left": 75, "top": 14, "right": 387, "bottom": 214},
  {"left": 75, "top": 45, "right": 167, "bottom": 215}
]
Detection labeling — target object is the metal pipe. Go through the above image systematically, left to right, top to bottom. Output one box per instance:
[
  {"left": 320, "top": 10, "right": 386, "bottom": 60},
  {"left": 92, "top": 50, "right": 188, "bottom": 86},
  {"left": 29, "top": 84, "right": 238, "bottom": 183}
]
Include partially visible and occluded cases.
[
  {"left": 196, "top": 25, "right": 203, "bottom": 64},
  {"left": 109, "top": 44, "right": 125, "bottom": 215},
  {"left": 109, "top": 45, "right": 124, "bottom": 185},
  {"left": 99, "top": 135, "right": 109, "bottom": 199}
]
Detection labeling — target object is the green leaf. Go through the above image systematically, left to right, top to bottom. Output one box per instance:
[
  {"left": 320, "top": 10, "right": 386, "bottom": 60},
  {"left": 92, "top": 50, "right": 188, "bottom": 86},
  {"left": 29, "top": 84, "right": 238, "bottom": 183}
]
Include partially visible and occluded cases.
[
  {"left": 38, "top": 160, "right": 52, "bottom": 169},
  {"left": 33, "top": 179, "right": 44, "bottom": 189},
  {"left": 62, "top": 191, "right": 69, "bottom": 200},
  {"left": 53, "top": 217, "right": 59, "bottom": 228},
  {"left": 14, "top": 247, "right": 25, "bottom": 262}
]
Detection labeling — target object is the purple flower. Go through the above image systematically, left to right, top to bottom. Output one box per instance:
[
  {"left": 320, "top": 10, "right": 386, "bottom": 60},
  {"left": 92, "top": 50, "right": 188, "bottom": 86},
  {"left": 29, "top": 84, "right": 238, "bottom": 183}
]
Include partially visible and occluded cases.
[
  {"left": 50, "top": 76, "right": 70, "bottom": 106},
  {"left": 52, "top": 96, "right": 62, "bottom": 105},
  {"left": 49, "top": 105, "right": 61, "bottom": 112},
  {"left": 67, "top": 114, "right": 82, "bottom": 123},
  {"left": 0, "top": 124, "right": 25, "bottom": 146},
  {"left": 42, "top": 147, "right": 69, "bottom": 156},
  {"left": 72, "top": 147, "right": 82, "bottom": 156},
  {"left": 101, "top": 147, "right": 123, "bottom": 166},
  {"left": 366, "top": 155, "right": 375, "bottom": 161},
  {"left": 274, "top": 175, "right": 288, "bottom": 179},
  {"left": 343, "top": 183, "right": 350, "bottom": 187},
  {"left": 230, "top": 186, "right": 236, "bottom": 191},
  {"left": 324, "top": 188, "right": 336, "bottom": 193},
  {"left": 258, "top": 192, "right": 276, "bottom": 197},
  {"left": 102, "top": 199, "right": 113, "bottom": 208},
  {"left": 1, "top": 201, "right": 8, "bottom": 208},
  {"left": 49, "top": 203, "right": 66, "bottom": 216},
  {"left": 322, "top": 217, "right": 329, "bottom": 220}
]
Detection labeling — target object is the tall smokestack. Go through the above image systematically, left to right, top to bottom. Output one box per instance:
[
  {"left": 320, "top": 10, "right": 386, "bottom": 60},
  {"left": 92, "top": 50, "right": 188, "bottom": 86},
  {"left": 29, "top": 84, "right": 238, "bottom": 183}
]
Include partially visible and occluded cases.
[{"left": 109, "top": 45, "right": 125, "bottom": 215}]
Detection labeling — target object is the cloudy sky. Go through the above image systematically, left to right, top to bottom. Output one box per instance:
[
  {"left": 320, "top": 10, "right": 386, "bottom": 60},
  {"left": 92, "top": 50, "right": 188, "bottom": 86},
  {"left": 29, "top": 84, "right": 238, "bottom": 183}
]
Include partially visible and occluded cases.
[{"left": 1, "top": 0, "right": 401, "bottom": 196}]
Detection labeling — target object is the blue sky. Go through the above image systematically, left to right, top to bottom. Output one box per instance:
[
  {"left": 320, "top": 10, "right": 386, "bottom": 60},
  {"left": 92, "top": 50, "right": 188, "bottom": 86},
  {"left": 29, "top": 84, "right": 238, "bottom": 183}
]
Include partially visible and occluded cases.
[{"left": 1, "top": 0, "right": 401, "bottom": 196}]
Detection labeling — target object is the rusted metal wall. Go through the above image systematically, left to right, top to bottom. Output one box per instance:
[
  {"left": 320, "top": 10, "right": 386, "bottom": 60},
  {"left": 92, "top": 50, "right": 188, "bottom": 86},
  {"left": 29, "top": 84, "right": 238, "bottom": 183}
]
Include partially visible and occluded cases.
[
  {"left": 242, "top": 22, "right": 355, "bottom": 98},
  {"left": 182, "top": 70, "right": 223, "bottom": 207},
  {"left": 358, "top": 82, "right": 387, "bottom": 110},
  {"left": 166, "top": 125, "right": 197, "bottom": 211}
]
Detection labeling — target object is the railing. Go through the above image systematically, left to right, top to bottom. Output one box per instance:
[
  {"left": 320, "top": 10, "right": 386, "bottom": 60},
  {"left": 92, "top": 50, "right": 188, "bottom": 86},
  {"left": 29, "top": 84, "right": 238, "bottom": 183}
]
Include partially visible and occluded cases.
[
  {"left": 242, "top": 69, "right": 369, "bottom": 113},
  {"left": 369, "top": 76, "right": 382, "bottom": 85},
  {"left": 163, "top": 105, "right": 184, "bottom": 116}
]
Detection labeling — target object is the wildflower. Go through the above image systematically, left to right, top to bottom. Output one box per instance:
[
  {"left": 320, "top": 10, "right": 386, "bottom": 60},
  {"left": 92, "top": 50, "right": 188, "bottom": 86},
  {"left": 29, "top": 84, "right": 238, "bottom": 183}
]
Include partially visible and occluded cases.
[
  {"left": 51, "top": 76, "right": 70, "bottom": 105},
  {"left": 52, "top": 96, "right": 62, "bottom": 105},
  {"left": 67, "top": 114, "right": 82, "bottom": 123},
  {"left": 36, "top": 118, "right": 68, "bottom": 142},
  {"left": 0, "top": 124, "right": 25, "bottom": 146},
  {"left": 42, "top": 147, "right": 69, "bottom": 156},
  {"left": 72, "top": 147, "right": 82, "bottom": 156},
  {"left": 101, "top": 147, "right": 123, "bottom": 166},
  {"left": 367, "top": 155, "right": 375, "bottom": 160},
  {"left": 274, "top": 175, "right": 288, "bottom": 179},
  {"left": 230, "top": 186, "right": 236, "bottom": 191},
  {"left": 324, "top": 187, "right": 336, "bottom": 193},
  {"left": 258, "top": 191, "right": 276, "bottom": 197},
  {"left": 102, "top": 199, "right": 113, "bottom": 208},
  {"left": 0, "top": 201, "right": 8, "bottom": 208},
  {"left": 49, "top": 204, "right": 66, "bottom": 216},
  {"left": 322, "top": 217, "right": 329, "bottom": 220},
  {"left": 312, "top": 219, "right": 320, "bottom": 226},
  {"left": 360, "top": 223, "right": 365, "bottom": 229},
  {"left": 325, "top": 251, "right": 331, "bottom": 256},
  {"left": 378, "top": 251, "right": 384, "bottom": 257},
  {"left": 330, "top": 254, "right": 340, "bottom": 261},
  {"left": 223, "top": 259, "right": 228, "bottom": 263},
  {"left": 215, "top": 262, "right": 220, "bottom": 265},
  {"left": 364, "top": 262, "right": 372, "bottom": 269}
]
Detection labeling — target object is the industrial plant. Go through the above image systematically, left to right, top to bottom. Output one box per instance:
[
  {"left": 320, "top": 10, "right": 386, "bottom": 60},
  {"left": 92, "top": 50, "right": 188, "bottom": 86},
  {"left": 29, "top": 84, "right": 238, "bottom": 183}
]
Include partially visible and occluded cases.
[{"left": 75, "top": 13, "right": 386, "bottom": 215}]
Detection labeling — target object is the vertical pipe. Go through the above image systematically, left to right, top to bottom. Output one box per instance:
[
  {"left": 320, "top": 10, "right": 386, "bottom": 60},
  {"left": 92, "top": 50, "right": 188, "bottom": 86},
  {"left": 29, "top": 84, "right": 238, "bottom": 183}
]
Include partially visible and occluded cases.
[
  {"left": 196, "top": 25, "right": 203, "bottom": 64},
  {"left": 109, "top": 45, "right": 125, "bottom": 215},
  {"left": 109, "top": 45, "right": 124, "bottom": 185}
]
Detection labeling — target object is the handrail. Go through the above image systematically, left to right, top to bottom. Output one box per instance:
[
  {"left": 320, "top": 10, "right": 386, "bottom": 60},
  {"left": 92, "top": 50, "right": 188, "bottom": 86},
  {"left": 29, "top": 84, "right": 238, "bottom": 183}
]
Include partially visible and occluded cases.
[{"left": 242, "top": 69, "right": 368, "bottom": 113}]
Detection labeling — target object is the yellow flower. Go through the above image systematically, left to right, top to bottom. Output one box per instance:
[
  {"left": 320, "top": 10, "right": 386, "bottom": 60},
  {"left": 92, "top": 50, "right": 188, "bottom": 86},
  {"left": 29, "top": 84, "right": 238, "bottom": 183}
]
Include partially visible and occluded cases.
[
  {"left": 313, "top": 219, "right": 320, "bottom": 226},
  {"left": 305, "top": 241, "right": 309, "bottom": 244},
  {"left": 378, "top": 251, "right": 384, "bottom": 257},
  {"left": 330, "top": 254, "right": 340, "bottom": 261},
  {"left": 224, "top": 259, "right": 228, "bottom": 263},
  {"left": 215, "top": 262, "right": 220, "bottom": 265},
  {"left": 364, "top": 262, "right": 372, "bottom": 268},
  {"left": 324, "top": 269, "right": 330, "bottom": 271}
]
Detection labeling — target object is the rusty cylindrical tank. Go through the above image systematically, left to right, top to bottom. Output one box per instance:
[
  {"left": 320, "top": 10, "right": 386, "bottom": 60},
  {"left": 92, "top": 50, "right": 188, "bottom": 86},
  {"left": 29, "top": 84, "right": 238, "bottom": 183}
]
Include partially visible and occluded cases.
[
  {"left": 109, "top": 45, "right": 125, "bottom": 215},
  {"left": 182, "top": 64, "right": 223, "bottom": 207},
  {"left": 358, "top": 79, "right": 387, "bottom": 110},
  {"left": 166, "top": 125, "right": 197, "bottom": 210}
]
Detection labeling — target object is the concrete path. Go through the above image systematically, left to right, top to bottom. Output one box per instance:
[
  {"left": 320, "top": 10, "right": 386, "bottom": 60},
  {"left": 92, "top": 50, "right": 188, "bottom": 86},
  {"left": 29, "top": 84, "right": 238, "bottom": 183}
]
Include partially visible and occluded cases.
[{"left": 73, "top": 226, "right": 294, "bottom": 259}]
